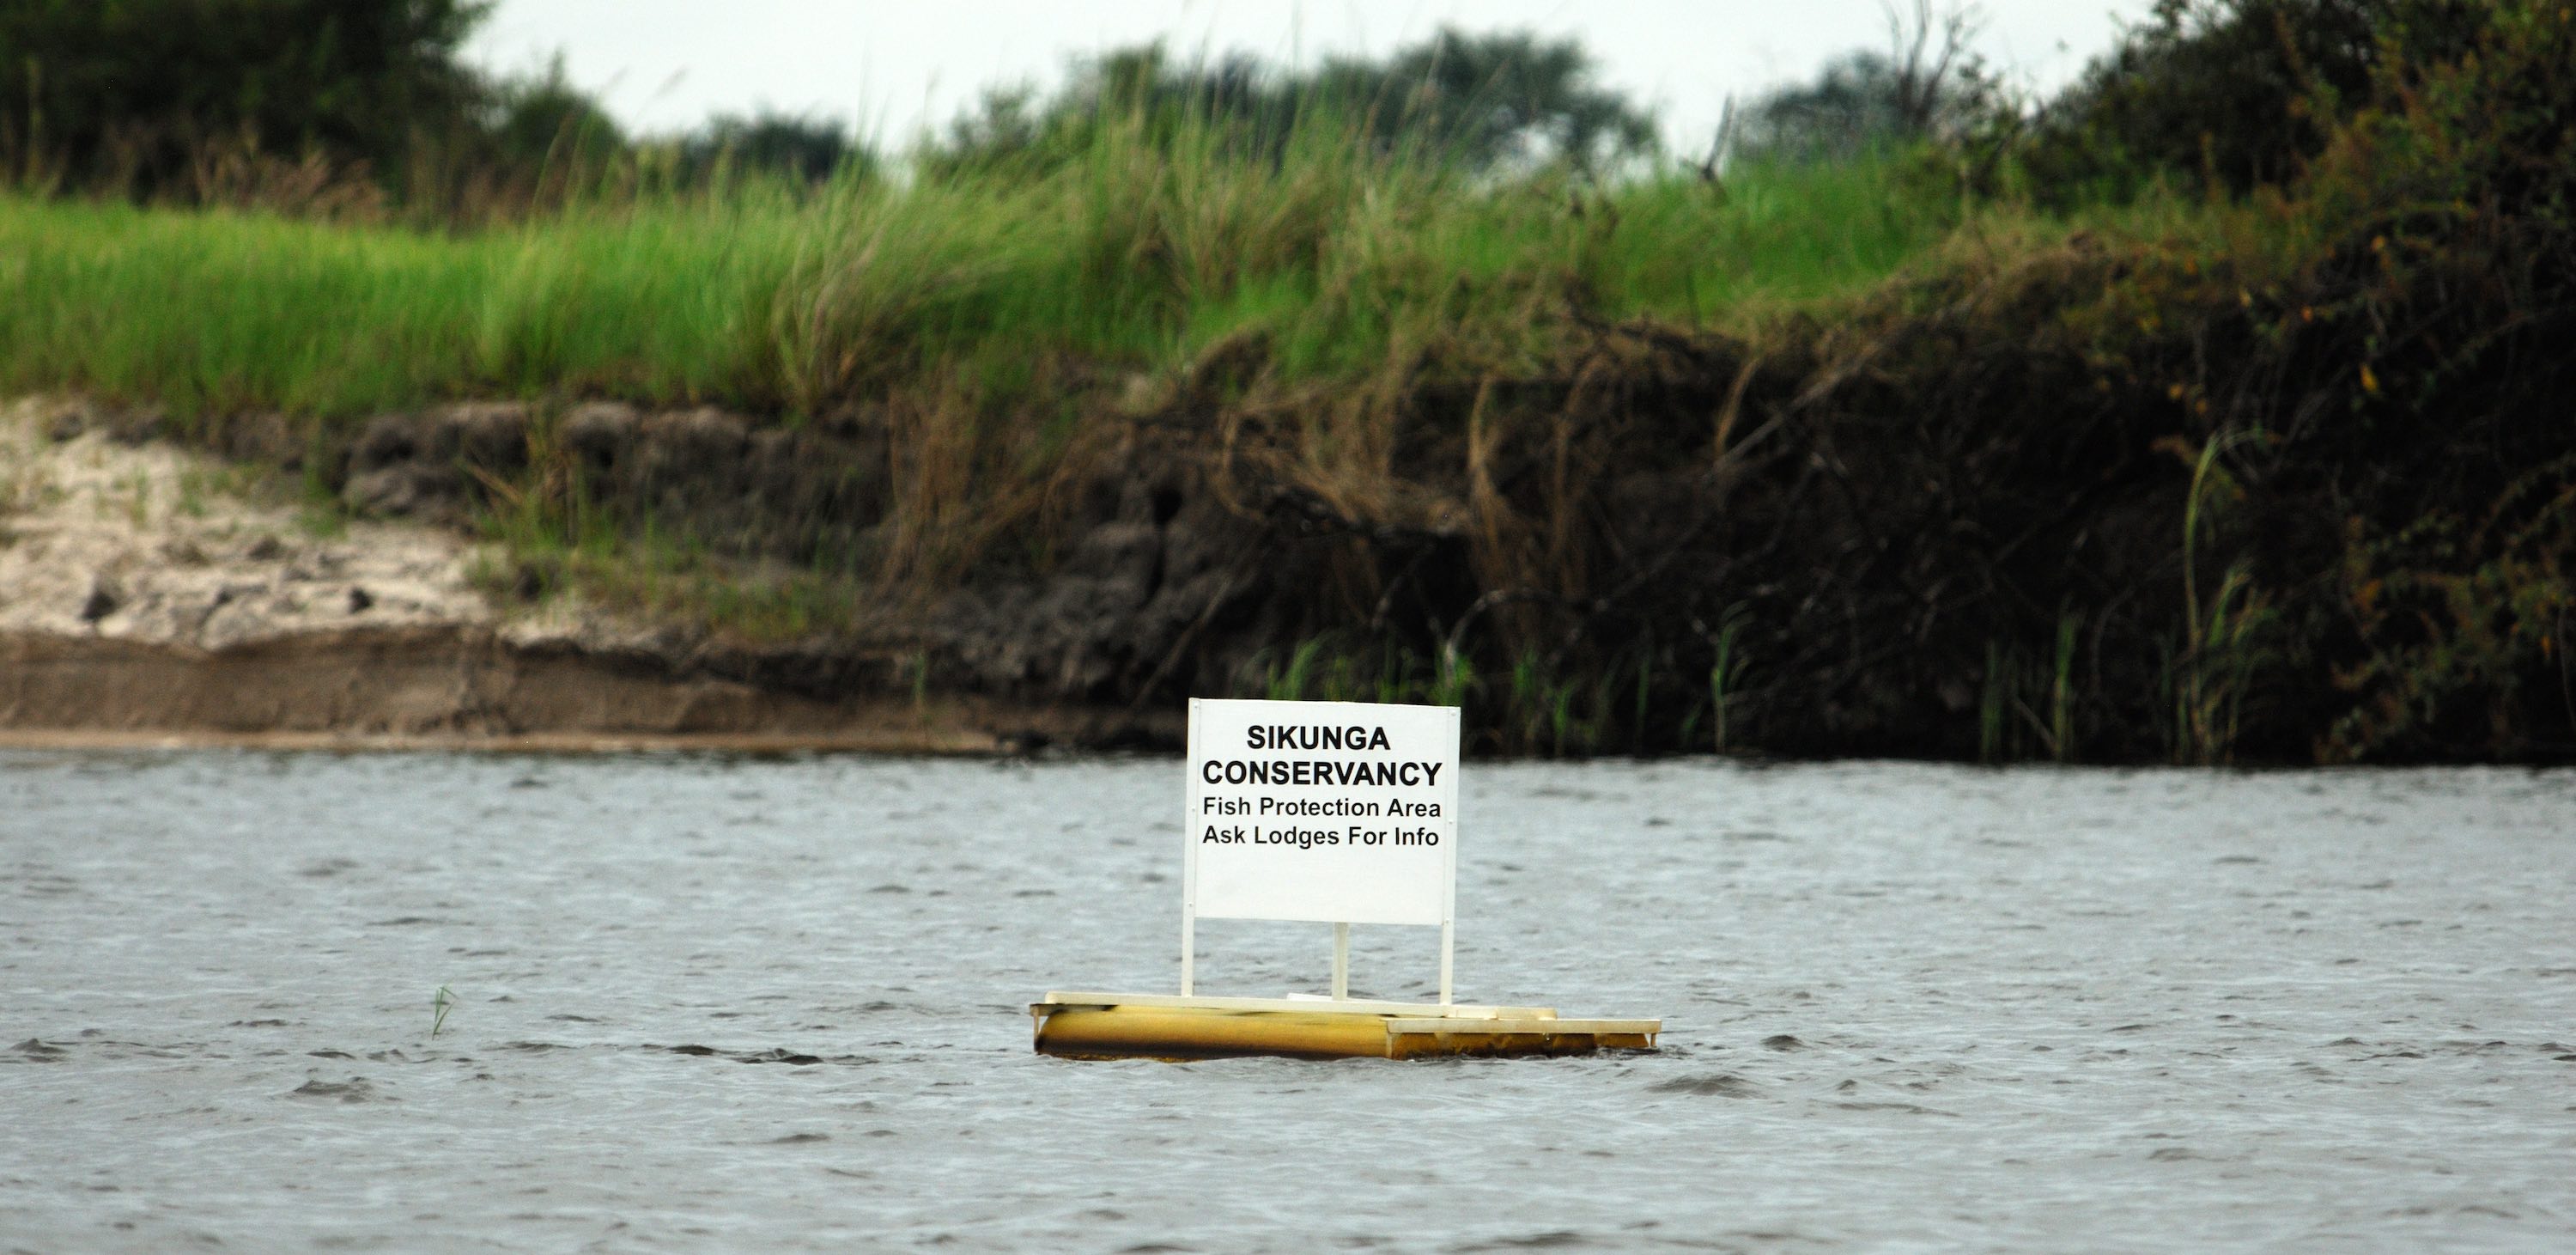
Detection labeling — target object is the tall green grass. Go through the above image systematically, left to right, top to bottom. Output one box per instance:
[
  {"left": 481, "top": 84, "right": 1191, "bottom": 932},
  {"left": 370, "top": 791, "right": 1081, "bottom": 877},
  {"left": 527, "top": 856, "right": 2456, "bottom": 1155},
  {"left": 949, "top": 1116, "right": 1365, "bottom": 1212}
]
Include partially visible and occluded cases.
[
  {"left": 0, "top": 121, "right": 1990, "bottom": 425},
  {"left": 0, "top": 191, "right": 805, "bottom": 417}
]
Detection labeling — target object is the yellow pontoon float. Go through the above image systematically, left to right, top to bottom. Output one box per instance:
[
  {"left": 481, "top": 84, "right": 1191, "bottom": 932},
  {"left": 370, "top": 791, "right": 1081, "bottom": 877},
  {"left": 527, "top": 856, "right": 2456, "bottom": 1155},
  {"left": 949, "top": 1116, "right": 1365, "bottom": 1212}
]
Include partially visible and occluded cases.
[
  {"left": 1031, "top": 698, "right": 1662, "bottom": 1063},
  {"left": 1030, "top": 991, "right": 1658, "bottom": 1061}
]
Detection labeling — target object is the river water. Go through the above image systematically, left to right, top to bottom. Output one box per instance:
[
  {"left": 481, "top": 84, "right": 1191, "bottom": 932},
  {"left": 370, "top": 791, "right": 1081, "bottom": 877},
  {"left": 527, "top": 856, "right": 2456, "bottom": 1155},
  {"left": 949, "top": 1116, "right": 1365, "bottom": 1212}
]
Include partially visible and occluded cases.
[{"left": 2, "top": 752, "right": 2570, "bottom": 1252}]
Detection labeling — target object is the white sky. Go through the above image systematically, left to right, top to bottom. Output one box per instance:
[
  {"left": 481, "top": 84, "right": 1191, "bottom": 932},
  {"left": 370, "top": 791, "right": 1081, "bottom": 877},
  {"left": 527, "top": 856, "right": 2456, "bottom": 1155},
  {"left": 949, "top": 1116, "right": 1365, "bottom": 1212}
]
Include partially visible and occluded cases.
[{"left": 466, "top": 1, "right": 2158, "bottom": 155}]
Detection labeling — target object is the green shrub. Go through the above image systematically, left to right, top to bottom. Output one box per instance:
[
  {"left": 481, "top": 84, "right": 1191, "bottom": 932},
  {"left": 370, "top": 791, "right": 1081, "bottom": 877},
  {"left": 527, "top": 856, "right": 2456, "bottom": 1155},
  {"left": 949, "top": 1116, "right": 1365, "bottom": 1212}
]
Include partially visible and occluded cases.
[{"left": 2019, "top": 0, "right": 2488, "bottom": 202}]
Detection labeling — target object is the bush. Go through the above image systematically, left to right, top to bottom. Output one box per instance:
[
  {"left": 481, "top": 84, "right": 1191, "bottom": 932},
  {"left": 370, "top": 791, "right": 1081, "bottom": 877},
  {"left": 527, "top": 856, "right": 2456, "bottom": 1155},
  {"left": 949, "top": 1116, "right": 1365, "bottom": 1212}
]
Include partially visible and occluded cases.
[{"left": 2019, "top": 0, "right": 2487, "bottom": 201}]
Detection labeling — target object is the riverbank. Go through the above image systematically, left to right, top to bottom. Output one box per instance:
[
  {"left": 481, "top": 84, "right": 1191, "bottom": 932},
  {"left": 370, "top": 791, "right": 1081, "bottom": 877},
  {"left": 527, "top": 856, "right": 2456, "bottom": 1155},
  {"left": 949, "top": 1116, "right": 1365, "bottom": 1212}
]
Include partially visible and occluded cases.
[
  {"left": 5, "top": 9, "right": 2572, "bottom": 762},
  {"left": 0, "top": 399, "right": 1158, "bottom": 752}
]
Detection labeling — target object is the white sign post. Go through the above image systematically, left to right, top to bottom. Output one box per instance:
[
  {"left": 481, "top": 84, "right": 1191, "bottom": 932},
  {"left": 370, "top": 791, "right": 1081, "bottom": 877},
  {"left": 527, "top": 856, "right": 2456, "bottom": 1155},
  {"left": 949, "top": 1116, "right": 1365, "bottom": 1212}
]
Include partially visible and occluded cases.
[{"left": 1182, "top": 698, "right": 1462, "bottom": 1005}]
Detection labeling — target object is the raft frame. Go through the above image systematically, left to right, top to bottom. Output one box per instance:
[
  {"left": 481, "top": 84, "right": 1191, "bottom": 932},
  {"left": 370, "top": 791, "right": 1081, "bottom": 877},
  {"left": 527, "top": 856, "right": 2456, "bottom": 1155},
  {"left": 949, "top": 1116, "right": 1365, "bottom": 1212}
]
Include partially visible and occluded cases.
[{"left": 1030, "top": 991, "right": 1660, "bottom": 1062}]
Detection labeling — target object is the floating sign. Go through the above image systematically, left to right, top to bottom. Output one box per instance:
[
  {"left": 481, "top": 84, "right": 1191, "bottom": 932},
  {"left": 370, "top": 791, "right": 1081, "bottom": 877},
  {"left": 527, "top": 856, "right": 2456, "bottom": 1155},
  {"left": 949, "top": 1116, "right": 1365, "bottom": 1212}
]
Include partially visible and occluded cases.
[
  {"left": 1023, "top": 695, "right": 1668, "bottom": 1045},
  {"left": 1184, "top": 698, "right": 1460, "bottom": 927}
]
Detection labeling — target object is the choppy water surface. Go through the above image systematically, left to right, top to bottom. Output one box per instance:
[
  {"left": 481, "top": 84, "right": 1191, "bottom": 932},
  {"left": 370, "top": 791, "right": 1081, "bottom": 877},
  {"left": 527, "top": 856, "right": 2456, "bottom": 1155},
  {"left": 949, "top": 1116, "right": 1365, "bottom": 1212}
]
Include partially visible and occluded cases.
[{"left": 3, "top": 752, "right": 2571, "bottom": 1252}]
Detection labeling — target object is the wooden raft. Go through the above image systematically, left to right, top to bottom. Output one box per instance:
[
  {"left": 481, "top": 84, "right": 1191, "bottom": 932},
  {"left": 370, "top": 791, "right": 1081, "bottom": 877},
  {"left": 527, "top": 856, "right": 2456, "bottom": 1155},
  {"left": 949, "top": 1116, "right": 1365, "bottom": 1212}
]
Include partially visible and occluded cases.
[{"left": 1030, "top": 991, "right": 1660, "bottom": 1062}]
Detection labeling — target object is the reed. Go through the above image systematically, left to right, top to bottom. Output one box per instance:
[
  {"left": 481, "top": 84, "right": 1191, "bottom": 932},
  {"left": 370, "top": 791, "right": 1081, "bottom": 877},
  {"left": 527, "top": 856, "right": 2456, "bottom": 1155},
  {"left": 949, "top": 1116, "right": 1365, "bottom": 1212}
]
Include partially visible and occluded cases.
[
  {"left": 2173, "top": 430, "right": 2278, "bottom": 765},
  {"left": 1707, "top": 606, "right": 1751, "bottom": 754}
]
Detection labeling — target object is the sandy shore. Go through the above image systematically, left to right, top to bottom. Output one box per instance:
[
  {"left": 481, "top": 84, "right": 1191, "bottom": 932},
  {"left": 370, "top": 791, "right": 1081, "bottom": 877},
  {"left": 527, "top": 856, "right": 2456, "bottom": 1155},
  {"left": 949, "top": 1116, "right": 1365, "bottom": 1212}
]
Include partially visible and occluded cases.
[{"left": 0, "top": 398, "right": 1145, "bottom": 752}]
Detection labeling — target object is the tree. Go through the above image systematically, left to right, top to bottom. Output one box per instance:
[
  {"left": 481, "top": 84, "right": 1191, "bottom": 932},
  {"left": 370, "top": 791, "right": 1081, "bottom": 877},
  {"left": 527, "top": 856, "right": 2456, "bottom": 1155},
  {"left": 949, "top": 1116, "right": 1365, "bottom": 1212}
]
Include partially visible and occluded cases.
[
  {"left": 1, "top": 0, "right": 492, "bottom": 194},
  {"left": 1728, "top": 2, "right": 1996, "bottom": 162},
  {"left": 926, "top": 28, "right": 1658, "bottom": 179},
  {"left": 1311, "top": 28, "right": 1659, "bottom": 172},
  {"left": 480, "top": 56, "right": 625, "bottom": 176},
  {"left": 678, "top": 111, "right": 872, "bottom": 185}
]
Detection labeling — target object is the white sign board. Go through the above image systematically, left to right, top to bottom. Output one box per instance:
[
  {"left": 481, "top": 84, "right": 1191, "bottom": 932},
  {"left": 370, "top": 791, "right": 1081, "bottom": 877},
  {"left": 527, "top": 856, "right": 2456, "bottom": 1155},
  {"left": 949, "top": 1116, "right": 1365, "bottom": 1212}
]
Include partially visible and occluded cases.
[{"left": 1184, "top": 698, "right": 1460, "bottom": 927}]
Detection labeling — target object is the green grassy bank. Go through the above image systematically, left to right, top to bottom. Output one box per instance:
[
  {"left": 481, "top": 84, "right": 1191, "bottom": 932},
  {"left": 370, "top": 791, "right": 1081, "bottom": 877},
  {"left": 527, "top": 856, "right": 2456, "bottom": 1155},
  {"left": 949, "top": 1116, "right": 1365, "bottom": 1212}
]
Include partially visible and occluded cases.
[{"left": 0, "top": 141, "right": 1978, "bottom": 422}]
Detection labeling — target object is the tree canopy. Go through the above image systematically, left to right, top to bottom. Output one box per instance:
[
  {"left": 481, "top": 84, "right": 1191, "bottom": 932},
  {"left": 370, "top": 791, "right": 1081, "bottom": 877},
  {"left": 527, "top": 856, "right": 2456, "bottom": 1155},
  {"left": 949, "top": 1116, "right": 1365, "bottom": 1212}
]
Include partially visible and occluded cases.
[
  {"left": 0, "top": 0, "right": 491, "bottom": 194},
  {"left": 931, "top": 28, "right": 1659, "bottom": 178}
]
